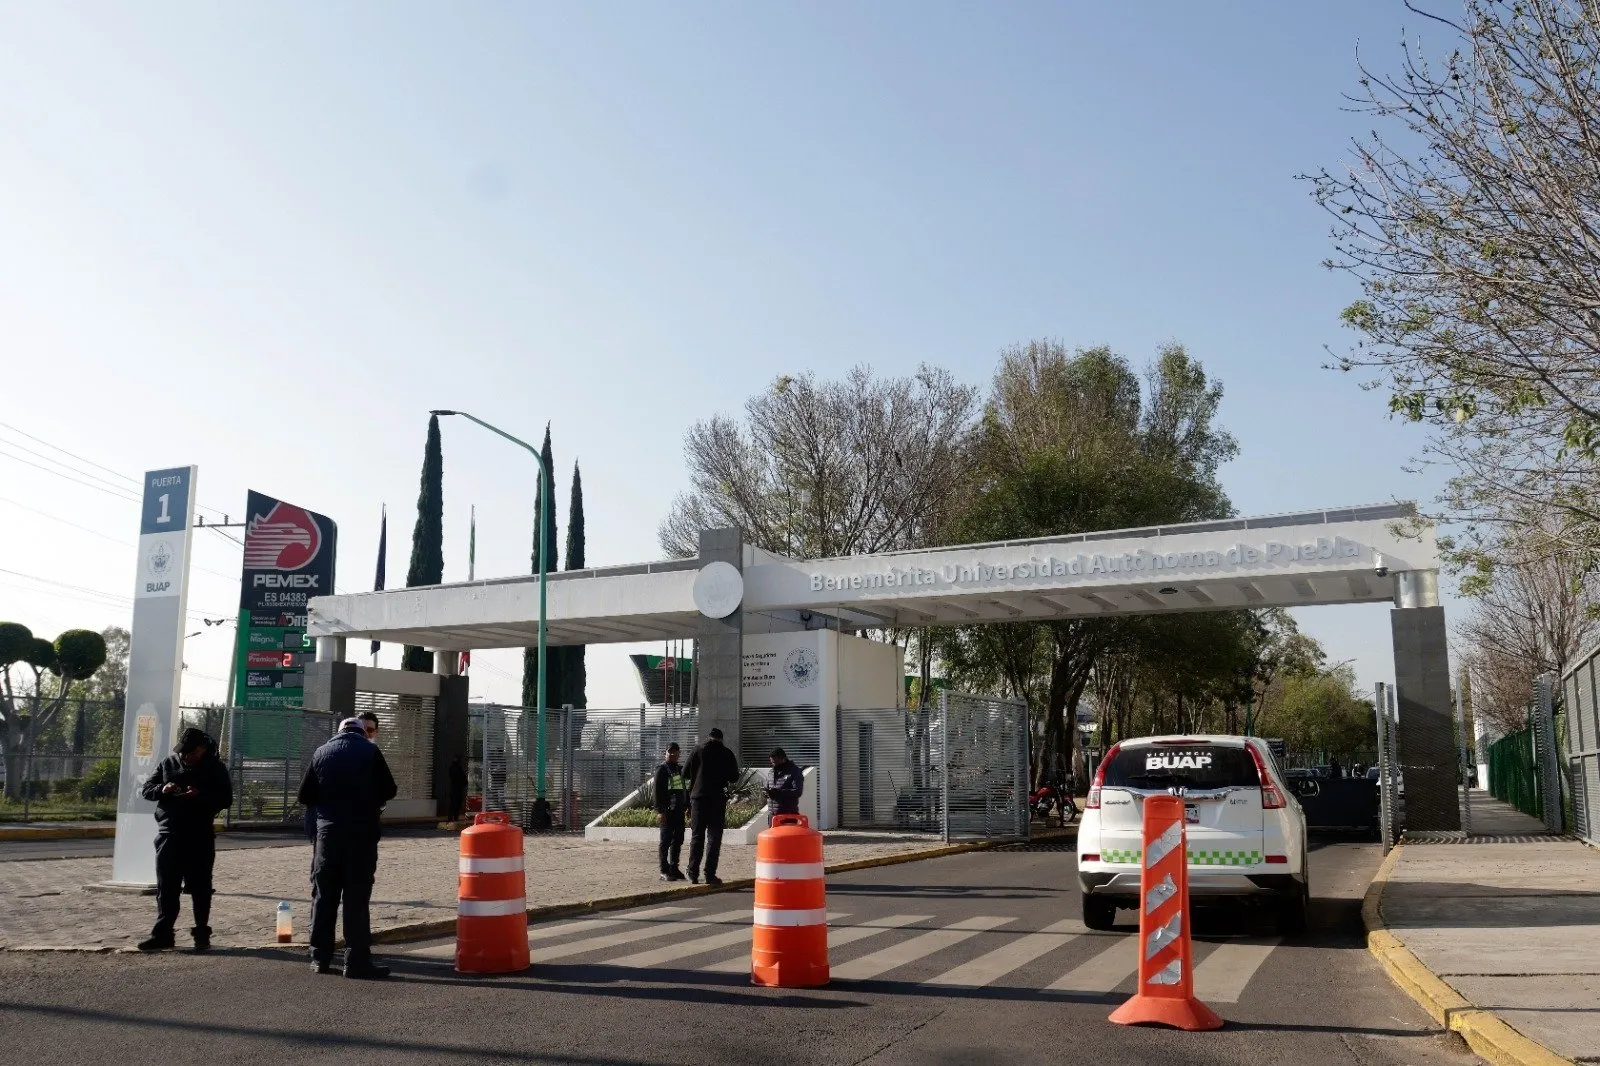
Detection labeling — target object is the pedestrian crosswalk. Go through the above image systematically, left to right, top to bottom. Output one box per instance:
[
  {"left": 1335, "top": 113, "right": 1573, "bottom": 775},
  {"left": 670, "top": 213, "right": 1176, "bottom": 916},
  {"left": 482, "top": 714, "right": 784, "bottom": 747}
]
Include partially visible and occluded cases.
[{"left": 392, "top": 902, "right": 1286, "bottom": 1003}]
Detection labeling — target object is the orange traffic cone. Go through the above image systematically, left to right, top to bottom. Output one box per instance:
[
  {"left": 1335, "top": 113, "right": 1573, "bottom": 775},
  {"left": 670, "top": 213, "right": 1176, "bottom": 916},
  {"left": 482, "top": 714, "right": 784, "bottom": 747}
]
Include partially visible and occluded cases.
[
  {"left": 1108, "top": 794, "right": 1223, "bottom": 1030},
  {"left": 750, "top": 814, "right": 829, "bottom": 987}
]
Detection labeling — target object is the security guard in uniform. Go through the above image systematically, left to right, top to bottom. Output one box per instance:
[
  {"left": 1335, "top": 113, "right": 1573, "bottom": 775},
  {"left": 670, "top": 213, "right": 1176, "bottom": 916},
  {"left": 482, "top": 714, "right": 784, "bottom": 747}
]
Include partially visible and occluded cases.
[{"left": 653, "top": 743, "right": 689, "bottom": 881}]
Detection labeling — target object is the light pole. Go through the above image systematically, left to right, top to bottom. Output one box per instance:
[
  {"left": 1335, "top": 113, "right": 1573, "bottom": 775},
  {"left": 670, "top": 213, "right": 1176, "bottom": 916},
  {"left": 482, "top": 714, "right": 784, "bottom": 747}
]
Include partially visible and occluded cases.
[{"left": 430, "top": 409, "right": 551, "bottom": 801}]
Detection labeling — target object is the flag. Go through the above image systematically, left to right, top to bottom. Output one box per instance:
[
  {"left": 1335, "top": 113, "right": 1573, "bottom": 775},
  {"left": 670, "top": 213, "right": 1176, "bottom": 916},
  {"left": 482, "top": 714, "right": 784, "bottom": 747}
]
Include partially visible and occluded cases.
[
  {"left": 370, "top": 505, "right": 386, "bottom": 657},
  {"left": 460, "top": 506, "right": 475, "bottom": 674}
]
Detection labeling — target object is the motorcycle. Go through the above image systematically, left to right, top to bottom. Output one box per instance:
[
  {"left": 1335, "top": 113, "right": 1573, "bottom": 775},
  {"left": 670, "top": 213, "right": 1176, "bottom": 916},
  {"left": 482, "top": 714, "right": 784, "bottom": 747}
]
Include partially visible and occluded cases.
[{"left": 1029, "top": 783, "right": 1079, "bottom": 825}]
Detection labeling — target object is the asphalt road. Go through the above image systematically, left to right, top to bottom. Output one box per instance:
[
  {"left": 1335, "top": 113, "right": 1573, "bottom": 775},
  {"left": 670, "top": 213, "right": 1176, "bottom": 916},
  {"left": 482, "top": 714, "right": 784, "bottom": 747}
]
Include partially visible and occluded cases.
[{"left": 0, "top": 837, "right": 1477, "bottom": 1066}]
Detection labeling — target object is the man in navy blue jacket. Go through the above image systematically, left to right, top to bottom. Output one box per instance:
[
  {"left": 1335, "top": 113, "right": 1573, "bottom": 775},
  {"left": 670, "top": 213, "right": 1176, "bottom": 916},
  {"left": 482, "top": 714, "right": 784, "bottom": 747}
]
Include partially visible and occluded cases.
[{"left": 297, "top": 717, "right": 397, "bottom": 979}]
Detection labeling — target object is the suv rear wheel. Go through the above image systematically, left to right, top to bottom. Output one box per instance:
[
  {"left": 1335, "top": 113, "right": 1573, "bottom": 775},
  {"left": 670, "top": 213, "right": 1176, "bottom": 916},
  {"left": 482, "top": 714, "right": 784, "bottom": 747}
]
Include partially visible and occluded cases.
[
  {"left": 1278, "top": 879, "right": 1309, "bottom": 935},
  {"left": 1082, "top": 895, "right": 1118, "bottom": 931}
]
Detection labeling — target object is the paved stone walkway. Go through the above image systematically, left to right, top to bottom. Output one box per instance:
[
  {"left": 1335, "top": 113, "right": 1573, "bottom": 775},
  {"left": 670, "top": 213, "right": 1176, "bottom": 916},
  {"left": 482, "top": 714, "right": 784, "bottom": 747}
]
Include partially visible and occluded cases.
[
  {"left": 1381, "top": 792, "right": 1600, "bottom": 1062},
  {"left": 0, "top": 832, "right": 947, "bottom": 951}
]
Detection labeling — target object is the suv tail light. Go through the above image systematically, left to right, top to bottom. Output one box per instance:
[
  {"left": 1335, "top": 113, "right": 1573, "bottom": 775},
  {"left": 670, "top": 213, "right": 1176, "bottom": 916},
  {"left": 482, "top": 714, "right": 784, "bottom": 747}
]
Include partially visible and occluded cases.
[
  {"left": 1086, "top": 742, "right": 1120, "bottom": 809},
  {"left": 1247, "top": 743, "right": 1287, "bottom": 809}
]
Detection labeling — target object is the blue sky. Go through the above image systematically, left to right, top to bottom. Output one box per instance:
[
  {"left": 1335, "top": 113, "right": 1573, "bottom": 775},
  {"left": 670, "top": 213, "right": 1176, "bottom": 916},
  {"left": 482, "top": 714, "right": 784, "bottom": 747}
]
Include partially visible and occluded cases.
[{"left": 0, "top": 2, "right": 1452, "bottom": 708}]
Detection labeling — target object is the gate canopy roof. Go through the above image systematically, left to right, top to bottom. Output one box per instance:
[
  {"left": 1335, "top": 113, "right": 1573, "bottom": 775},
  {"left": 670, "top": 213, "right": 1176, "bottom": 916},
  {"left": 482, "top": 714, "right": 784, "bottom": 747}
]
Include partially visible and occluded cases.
[{"left": 306, "top": 503, "right": 1436, "bottom": 651}]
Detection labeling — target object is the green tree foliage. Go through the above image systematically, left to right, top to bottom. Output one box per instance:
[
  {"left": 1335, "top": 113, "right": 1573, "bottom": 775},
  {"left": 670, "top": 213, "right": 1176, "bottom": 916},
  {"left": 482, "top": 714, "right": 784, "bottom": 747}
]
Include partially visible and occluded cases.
[
  {"left": 1307, "top": 0, "right": 1600, "bottom": 559},
  {"left": 939, "top": 341, "right": 1238, "bottom": 781},
  {"left": 403, "top": 414, "right": 445, "bottom": 672},
  {"left": 523, "top": 425, "right": 563, "bottom": 708},
  {"left": 562, "top": 460, "right": 587, "bottom": 711},
  {"left": 0, "top": 623, "right": 108, "bottom": 799},
  {"left": 1254, "top": 664, "right": 1375, "bottom": 764}
]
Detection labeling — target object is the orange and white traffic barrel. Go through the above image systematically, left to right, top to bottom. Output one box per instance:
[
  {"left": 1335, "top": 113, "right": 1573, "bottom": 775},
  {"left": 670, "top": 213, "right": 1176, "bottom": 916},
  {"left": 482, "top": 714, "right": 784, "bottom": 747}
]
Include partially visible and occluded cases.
[
  {"left": 1108, "top": 793, "right": 1222, "bottom": 1030},
  {"left": 456, "top": 812, "right": 530, "bottom": 974},
  {"left": 751, "top": 813, "right": 829, "bottom": 987}
]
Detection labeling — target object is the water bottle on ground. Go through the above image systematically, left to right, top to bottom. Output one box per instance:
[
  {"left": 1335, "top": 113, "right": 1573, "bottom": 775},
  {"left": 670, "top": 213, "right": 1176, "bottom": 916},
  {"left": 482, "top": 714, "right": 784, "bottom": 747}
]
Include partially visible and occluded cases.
[{"left": 276, "top": 901, "right": 293, "bottom": 944}]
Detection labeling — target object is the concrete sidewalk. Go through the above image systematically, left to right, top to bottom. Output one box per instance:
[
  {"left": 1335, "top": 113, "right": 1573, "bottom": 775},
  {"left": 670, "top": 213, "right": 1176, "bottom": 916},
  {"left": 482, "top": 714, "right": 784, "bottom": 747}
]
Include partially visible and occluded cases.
[
  {"left": 1369, "top": 792, "right": 1599, "bottom": 1065},
  {"left": 0, "top": 830, "right": 974, "bottom": 952}
]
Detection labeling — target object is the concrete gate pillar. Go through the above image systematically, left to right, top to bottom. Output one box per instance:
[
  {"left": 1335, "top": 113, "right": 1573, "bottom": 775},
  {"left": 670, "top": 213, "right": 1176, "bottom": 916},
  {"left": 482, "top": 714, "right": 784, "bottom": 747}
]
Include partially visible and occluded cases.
[
  {"left": 696, "top": 527, "right": 743, "bottom": 755},
  {"left": 1390, "top": 570, "right": 1461, "bottom": 832}
]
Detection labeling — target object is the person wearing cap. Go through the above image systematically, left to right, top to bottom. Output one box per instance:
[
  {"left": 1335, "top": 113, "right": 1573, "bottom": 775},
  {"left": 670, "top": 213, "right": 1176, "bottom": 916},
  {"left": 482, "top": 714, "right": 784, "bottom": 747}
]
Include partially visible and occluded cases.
[
  {"left": 297, "top": 716, "right": 398, "bottom": 979},
  {"left": 137, "top": 727, "right": 233, "bottom": 952},
  {"left": 683, "top": 727, "right": 740, "bottom": 885},
  {"left": 653, "top": 743, "right": 689, "bottom": 882},
  {"left": 766, "top": 748, "right": 804, "bottom": 820}
]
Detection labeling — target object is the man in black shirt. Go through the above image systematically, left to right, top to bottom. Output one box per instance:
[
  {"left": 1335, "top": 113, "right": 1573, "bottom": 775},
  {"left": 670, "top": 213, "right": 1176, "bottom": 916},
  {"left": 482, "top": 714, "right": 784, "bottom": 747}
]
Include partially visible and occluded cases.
[
  {"left": 297, "top": 717, "right": 398, "bottom": 979},
  {"left": 683, "top": 727, "right": 740, "bottom": 886},
  {"left": 137, "top": 728, "right": 233, "bottom": 953}
]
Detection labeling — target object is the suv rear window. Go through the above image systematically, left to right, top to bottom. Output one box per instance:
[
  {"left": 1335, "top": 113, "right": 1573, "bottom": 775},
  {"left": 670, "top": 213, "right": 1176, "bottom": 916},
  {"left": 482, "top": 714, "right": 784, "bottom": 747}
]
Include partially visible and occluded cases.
[{"left": 1102, "top": 744, "right": 1261, "bottom": 790}]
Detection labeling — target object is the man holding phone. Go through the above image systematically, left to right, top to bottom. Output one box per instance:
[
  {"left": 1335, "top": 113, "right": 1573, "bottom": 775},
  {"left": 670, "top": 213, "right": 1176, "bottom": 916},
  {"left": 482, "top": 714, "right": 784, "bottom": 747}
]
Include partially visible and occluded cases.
[{"left": 138, "top": 727, "right": 233, "bottom": 953}]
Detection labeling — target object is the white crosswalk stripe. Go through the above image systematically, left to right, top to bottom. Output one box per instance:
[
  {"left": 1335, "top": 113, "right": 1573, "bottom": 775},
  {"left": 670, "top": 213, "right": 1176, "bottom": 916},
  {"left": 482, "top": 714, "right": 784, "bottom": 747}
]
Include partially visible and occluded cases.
[
  {"left": 386, "top": 902, "right": 1286, "bottom": 1006},
  {"left": 535, "top": 909, "right": 751, "bottom": 962},
  {"left": 608, "top": 912, "right": 849, "bottom": 969},
  {"left": 698, "top": 913, "right": 932, "bottom": 974},
  {"left": 830, "top": 915, "right": 1016, "bottom": 981},
  {"left": 925, "top": 917, "right": 1083, "bottom": 988},
  {"left": 1045, "top": 934, "right": 1137, "bottom": 994},
  {"left": 1192, "top": 938, "right": 1280, "bottom": 1004}
]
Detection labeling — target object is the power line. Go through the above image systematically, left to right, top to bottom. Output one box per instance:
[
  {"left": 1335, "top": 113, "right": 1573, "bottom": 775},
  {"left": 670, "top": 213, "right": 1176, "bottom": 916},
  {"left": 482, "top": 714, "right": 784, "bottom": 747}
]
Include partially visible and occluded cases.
[
  {"left": 0, "top": 421, "right": 141, "bottom": 487},
  {"left": 0, "top": 422, "right": 232, "bottom": 519},
  {"left": 0, "top": 436, "right": 147, "bottom": 500},
  {"left": 0, "top": 447, "right": 142, "bottom": 504},
  {"left": 0, "top": 496, "right": 241, "bottom": 584},
  {"left": 0, "top": 566, "right": 231, "bottom": 621}
]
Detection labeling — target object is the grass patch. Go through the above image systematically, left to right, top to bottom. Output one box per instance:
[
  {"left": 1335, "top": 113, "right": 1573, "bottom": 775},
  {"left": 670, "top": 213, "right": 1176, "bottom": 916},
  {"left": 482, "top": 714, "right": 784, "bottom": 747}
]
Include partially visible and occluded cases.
[{"left": 596, "top": 802, "right": 767, "bottom": 829}]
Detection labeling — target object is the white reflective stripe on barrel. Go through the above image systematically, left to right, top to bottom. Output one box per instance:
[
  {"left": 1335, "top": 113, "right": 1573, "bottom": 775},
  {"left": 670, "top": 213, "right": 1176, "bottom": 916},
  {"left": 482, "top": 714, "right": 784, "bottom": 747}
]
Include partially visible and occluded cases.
[
  {"left": 459, "top": 856, "right": 525, "bottom": 874},
  {"left": 755, "top": 861, "right": 825, "bottom": 881},
  {"left": 458, "top": 896, "right": 526, "bottom": 917},
  {"left": 753, "top": 907, "right": 828, "bottom": 928}
]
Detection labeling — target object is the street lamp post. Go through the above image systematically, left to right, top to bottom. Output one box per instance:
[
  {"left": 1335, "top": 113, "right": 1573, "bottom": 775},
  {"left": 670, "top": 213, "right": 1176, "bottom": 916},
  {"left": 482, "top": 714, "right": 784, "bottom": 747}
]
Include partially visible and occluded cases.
[{"left": 430, "top": 410, "right": 551, "bottom": 801}]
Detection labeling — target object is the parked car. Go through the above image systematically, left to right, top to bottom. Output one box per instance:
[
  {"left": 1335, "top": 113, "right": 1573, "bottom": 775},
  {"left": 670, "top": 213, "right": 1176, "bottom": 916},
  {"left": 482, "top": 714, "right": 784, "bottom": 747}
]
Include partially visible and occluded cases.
[{"left": 1077, "top": 735, "right": 1310, "bottom": 933}]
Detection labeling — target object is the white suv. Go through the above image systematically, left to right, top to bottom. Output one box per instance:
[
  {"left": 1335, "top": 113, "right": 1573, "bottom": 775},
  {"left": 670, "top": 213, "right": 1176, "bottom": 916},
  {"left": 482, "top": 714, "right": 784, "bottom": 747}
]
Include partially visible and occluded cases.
[{"left": 1077, "top": 735, "right": 1309, "bottom": 933}]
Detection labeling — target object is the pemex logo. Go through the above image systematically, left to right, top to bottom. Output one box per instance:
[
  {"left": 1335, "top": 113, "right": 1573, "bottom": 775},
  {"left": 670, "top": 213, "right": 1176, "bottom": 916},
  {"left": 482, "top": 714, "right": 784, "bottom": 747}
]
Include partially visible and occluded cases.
[{"left": 244, "top": 501, "right": 323, "bottom": 571}]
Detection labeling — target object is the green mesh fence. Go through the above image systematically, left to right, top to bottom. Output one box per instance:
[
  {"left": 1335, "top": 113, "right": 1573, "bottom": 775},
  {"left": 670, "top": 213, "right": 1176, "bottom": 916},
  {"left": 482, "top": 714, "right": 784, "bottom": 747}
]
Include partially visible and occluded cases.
[{"left": 1488, "top": 726, "right": 1542, "bottom": 821}]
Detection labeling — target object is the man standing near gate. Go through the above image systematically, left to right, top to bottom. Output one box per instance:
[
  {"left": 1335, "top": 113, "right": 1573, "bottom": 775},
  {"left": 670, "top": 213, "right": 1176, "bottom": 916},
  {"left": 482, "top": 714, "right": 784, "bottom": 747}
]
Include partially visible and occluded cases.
[
  {"left": 297, "top": 716, "right": 397, "bottom": 979},
  {"left": 684, "top": 727, "right": 740, "bottom": 885},
  {"left": 653, "top": 742, "right": 688, "bottom": 881}
]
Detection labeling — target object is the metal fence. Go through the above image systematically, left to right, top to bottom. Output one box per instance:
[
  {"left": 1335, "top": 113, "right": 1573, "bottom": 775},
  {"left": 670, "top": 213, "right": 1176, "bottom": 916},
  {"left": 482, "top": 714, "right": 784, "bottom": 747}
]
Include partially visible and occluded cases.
[
  {"left": 1561, "top": 651, "right": 1600, "bottom": 845},
  {"left": 838, "top": 692, "right": 1029, "bottom": 842},
  {"left": 475, "top": 703, "right": 701, "bottom": 832},
  {"left": 218, "top": 705, "right": 337, "bottom": 826},
  {"left": 1488, "top": 726, "right": 1543, "bottom": 820}
]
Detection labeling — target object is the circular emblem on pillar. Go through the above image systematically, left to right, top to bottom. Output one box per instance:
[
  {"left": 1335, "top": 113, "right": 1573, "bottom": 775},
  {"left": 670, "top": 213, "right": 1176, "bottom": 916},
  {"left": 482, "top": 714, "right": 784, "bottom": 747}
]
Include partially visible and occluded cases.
[
  {"left": 692, "top": 561, "right": 744, "bottom": 619},
  {"left": 784, "top": 647, "right": 819, "bottom": 690}
]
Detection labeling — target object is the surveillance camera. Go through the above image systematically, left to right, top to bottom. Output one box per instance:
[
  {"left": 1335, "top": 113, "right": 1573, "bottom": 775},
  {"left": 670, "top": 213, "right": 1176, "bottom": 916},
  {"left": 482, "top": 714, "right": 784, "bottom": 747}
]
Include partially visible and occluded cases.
[{"left": 1373, "top": 552, "right": 1389, "bottom": 579}]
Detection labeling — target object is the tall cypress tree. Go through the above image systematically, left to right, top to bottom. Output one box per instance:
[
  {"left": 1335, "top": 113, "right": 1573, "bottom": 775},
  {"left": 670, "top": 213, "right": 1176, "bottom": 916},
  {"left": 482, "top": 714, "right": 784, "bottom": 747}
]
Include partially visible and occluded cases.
[
  {"left": 402, "top": 414, "right": 445, "bottom": 672},
  {"left": 522, "top": 425, "right": 561, "bottom": 706},
  {"left": 562, "top": 460, "right": 587, "bottom": 710}
]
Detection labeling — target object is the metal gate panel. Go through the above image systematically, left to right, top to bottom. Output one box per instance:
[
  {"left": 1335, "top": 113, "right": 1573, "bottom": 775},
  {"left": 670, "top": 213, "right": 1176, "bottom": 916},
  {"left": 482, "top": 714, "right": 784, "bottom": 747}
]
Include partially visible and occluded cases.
[
  {"left": 1562, "top": 647, "right": 1600, "bottom": 846},
  {"left": 354, "top": 691, "right": 435, "bottom": 804},
  {"left": 939, "top": 692, "right": 1030, "bottom": 842},
  {"left": 221, "top": 706, "right": 336, "bottom": 826},
  {"left": 838, "top": 706, "right": 937, "bottom": 832}
]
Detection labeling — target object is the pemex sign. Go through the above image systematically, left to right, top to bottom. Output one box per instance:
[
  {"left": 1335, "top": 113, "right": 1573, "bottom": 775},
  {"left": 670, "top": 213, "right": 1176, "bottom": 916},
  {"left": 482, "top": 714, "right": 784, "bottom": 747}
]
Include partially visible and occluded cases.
[{"left": 233, "top": 491, "right": 337, "bottom": 712}]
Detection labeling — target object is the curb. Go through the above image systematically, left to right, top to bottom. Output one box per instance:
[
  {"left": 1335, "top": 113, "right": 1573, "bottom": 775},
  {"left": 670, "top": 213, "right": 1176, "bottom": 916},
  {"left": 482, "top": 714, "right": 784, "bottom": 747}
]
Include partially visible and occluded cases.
[
  {"left": 0, "top": 826, "right": 115, "bottom": 842},
  {"left": 1362, "top": 845, "right": 1575, "bottom": 1066}
]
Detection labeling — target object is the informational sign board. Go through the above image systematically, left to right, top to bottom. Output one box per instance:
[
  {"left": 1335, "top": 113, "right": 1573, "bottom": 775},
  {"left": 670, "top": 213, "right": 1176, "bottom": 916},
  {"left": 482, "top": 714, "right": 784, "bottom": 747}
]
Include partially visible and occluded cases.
[
  {"left": 110, "top": 466, "right": 198, "bottom": 887},
  {"left": 232, "top": 491, "right": 337, "bottom": 712}
]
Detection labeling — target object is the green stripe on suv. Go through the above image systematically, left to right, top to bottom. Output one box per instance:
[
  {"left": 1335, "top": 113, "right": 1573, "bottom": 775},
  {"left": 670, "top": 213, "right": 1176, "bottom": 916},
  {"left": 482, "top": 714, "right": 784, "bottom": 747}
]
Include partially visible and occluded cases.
[{"left": 1092, "top": 849, "right": 1266, "bottom": 866}]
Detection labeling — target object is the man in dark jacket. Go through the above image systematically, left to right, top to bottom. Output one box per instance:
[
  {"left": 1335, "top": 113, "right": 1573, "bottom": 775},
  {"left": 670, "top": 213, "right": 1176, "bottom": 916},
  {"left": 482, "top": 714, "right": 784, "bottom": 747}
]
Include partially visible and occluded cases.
[
  {"left": 297, "top": 716, "right": 398, "bottom": 979},
  {"left": 138, "top": 727, "right": 233, "bottom": 953},
  {"left": 683, "top": 727, "right": 740, "bottom": 886},
  {"left": 653, "top": 743, "right": 689, "bottom": 882},
  {"left": 766, "top": 748, "right": 804, "bottom": 819},
  {"left": 447, "top": 755, "right": 469, "bottom": 823}
]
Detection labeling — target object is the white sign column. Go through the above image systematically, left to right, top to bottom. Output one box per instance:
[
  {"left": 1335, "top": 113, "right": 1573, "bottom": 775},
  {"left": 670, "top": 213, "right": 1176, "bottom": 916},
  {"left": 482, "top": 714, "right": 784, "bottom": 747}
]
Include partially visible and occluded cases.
[{"left": 109, "top": 466, "right": 198, "bottom": 887}]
